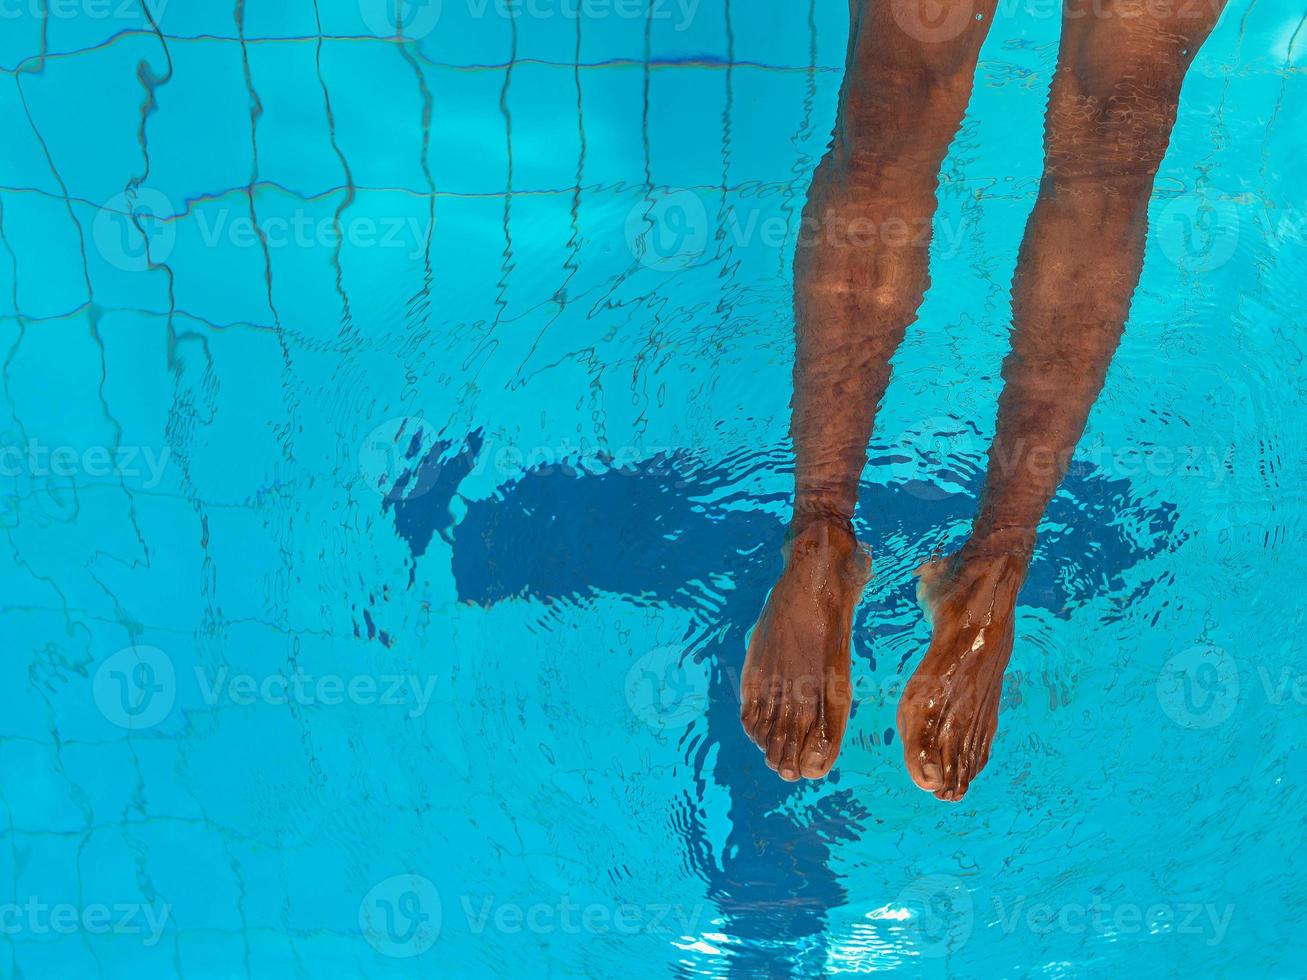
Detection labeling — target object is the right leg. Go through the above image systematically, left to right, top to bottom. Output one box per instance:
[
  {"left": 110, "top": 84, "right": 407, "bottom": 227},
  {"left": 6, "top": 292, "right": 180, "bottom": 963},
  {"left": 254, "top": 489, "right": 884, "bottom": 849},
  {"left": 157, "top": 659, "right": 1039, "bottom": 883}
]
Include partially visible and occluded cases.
[
  {"left": 741, "top": 0, "right": 996, "bottom": 781},
  {"left": 896, "top": 0, "right": 1227, "bottom": 802}
]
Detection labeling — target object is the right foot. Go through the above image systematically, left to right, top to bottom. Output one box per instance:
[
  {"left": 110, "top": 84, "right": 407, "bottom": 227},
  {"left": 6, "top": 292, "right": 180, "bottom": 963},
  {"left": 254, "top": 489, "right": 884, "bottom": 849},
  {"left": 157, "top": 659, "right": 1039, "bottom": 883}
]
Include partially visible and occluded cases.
[
  {"left": 740, "top": 519, "right": 871, "bottom": 781},
  {"left": 896, "top": 546, "right": 1027, "bottom": 801}
]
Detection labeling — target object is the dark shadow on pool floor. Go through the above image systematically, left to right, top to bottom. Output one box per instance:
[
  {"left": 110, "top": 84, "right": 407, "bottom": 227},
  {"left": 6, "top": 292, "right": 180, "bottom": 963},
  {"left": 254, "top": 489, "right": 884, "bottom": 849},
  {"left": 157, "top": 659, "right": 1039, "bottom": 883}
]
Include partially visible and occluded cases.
[{"left": 383, "top": 439, "right": 1177, "bottom": 976}]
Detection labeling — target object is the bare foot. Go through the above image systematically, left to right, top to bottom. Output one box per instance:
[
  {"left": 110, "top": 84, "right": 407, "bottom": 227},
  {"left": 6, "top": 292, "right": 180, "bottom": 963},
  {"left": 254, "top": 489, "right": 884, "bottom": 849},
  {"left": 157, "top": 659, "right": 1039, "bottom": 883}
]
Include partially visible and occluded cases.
[
  {"left": 740, "top": 519, "right": 871, "bottom": 781},
  {"left": 896, "top": 546, "right": 1028, "bottom": 801}
]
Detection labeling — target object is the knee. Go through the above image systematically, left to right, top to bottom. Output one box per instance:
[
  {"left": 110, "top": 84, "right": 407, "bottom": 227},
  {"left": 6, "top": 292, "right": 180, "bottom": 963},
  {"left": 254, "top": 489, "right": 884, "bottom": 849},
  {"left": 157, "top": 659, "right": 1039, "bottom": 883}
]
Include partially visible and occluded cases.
[
  {"left": 1042, "top": 59, "right": 1188, "bottom": 182},
  {"left": 837, "top": 63, "right": 978, "bottom": 176},
  {"left": 796, "top": 251, "right": 930, "bottom": 338}
]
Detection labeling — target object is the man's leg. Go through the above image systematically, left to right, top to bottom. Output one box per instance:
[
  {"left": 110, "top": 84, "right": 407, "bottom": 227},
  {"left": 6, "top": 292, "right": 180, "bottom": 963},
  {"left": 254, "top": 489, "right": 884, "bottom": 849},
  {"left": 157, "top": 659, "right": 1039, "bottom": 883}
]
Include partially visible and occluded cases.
[
  {"left": 741, "top": 0, "right": 996, "bottom": 781},
  {"left": 898, "top": 0, "right": 1227, "bottom": 801}
]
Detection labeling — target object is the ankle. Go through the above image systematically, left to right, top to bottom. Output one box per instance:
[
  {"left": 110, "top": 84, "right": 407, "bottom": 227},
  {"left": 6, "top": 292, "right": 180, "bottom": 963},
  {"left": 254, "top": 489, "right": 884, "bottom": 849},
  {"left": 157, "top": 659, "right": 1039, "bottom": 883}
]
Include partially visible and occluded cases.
[
  {"left": 789, "top": 505, "right": 854, "bottom": 541},
  {"left": 784, "top": 514, "right": 869, "bottom": 584},
  {"left": 787, "top": 517, "right": 856, "bottom": 559},
  {"left": 958, "top": 526, "right": 1037, "bottom": 567}
]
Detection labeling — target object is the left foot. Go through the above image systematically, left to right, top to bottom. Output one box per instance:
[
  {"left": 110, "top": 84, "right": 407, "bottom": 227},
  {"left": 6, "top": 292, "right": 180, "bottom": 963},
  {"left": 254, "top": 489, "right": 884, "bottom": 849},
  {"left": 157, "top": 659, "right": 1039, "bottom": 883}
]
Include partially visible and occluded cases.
[
  {"left": 741, "top": 519, "right": 871, "bottom": 781},
  {"left": 896, "top": 546, "right": 1027, "bottom": 801}
]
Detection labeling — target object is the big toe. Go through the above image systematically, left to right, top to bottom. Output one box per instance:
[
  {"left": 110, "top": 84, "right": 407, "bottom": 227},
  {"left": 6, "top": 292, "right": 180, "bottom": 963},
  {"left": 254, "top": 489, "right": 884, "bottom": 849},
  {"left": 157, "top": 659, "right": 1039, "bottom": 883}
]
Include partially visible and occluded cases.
[
  {"left": 897, "top": 703, "right": 943, "bottom": 794},
  {"left": 798, "top": 724, "right": 839, "bottom": 779},
  {"left": 900, "top": 724, "right": 951, "bottom": 797},
  {"left": 907, "top": 752, "right": 945, "bottom": 794}
]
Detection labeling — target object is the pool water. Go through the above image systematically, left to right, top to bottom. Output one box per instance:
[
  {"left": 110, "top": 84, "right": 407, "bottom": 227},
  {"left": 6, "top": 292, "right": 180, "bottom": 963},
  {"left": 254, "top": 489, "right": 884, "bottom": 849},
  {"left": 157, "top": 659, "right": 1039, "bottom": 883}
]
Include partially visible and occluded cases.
[{"left": 2, "top": 1, "right": 1305, "bottom": 976}]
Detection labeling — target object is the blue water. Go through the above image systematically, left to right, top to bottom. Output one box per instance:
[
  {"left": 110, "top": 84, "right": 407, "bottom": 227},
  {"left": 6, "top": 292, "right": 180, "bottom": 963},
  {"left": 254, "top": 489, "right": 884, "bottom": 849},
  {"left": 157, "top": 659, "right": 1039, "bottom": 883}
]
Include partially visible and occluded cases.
[{"left": 2, "top": 1, "right": 1305, "bottom": 977}]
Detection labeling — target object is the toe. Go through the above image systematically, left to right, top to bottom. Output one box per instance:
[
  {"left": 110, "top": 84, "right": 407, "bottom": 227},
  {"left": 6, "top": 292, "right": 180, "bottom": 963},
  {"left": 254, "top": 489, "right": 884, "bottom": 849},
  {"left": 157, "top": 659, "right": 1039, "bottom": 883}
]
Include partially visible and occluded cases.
[
  {"left": 797, "top": 682, "right": 851, "bottom": 779},
  {"left": 946, "top": 685, "right": 1000, "bottom": 800},
  {"left": 746, "top": 693, "right": 781, "bottom": 752},
  {"left": 740, "top": 695, "right": 764, "bottom": 733},
  {"left": 763, "top": 699, "right": 791, "bottom": 769},
  {"left": 765, "top": 701, "right": 807, "bottom": 777},
  {"left": 776, "top": 703, "right": 815, "bottom": 781},
  {"left": 899, "top": 710, "right": 945, "bottom": 794},
  {"left": 937, "top": 722, "right": 965, "bottom": 801},
  {"left": 798, "top": 725, "right": 837, "bottom": 779},
  {"left": 901, "top": 725, "right": 944, "bottom": 793},
  {"left": 950, "top": 725, "right": 985, "bottom": 801},
  {"left": 766, "top": 727, "right": 788, "bottom": 774},
  {"left": 777, "top": 743, "right": 802, "bottom": 781},
  {"left": 799, "top": 746, "right": 831, "bottom": 779},
  {"left": 914, "top": 757, "right": 943, "bottom": 792},
  {"left": 934, "top": 758, "right": 963, "bottom": 801},
  {"left": 948, "top": 758, "right": 972, "bottom": 802}
]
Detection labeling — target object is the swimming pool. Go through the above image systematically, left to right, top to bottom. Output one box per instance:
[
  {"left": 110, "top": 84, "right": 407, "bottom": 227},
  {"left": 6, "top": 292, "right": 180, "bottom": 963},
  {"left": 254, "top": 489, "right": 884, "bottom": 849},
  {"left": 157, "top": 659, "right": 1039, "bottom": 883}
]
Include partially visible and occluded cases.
[{"left": 1, "top": 0, "right": 1304, "bottom": 975}]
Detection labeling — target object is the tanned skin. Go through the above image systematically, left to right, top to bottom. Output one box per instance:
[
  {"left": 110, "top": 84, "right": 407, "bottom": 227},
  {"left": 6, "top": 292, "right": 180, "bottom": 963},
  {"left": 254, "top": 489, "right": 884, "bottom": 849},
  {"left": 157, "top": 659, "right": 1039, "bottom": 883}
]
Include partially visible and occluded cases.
[{"left": 740, "top": 0, "right": 1227, "bottom": 798}]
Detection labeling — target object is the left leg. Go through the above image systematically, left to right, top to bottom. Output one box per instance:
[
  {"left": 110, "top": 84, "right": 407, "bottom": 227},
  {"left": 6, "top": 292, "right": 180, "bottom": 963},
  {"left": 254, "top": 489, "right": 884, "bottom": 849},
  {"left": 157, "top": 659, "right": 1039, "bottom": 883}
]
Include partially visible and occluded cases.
[
  {"left": 741, "top": 0, "right": 998, "bottom": 783},
  {"left": 897, "top": 0, "right": 1228, "bottom": 801}
]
